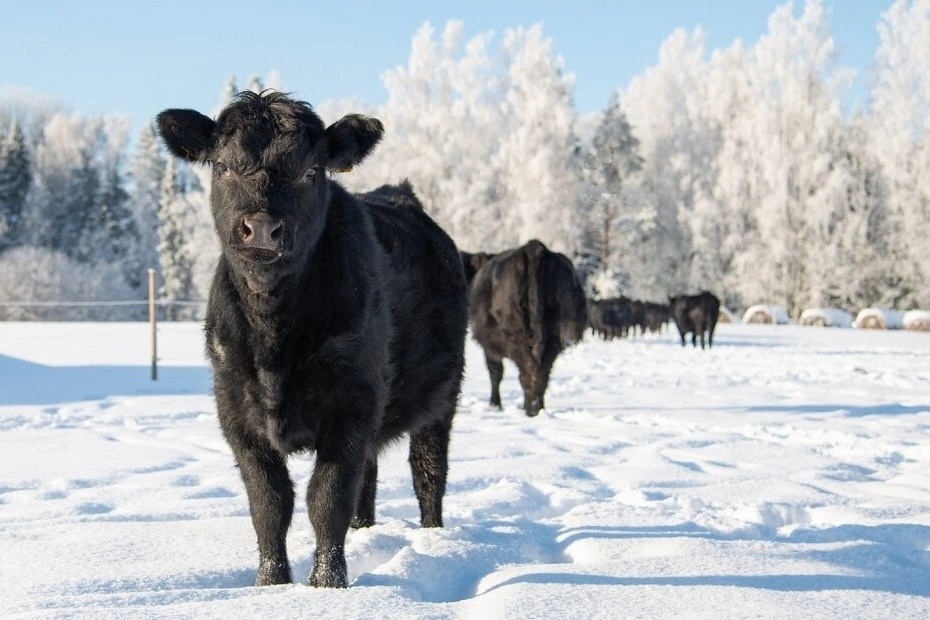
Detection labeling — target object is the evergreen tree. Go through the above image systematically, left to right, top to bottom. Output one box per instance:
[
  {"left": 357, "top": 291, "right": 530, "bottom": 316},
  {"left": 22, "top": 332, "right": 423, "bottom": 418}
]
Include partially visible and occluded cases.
[
  {"left": 246, "top": 74, "right": 264, "bottom": 94},
  {"left": 214, "top": 76, "right": 239, "bottom": 117},
  {"left": 579, "top": 93, "right": 645, "bottom": 291},
  {"left": 0, "top": 120, "right": 32, "bottom": 253},
  {"left": 130, "top": 122, "right": 165, "bottom": 280},
  {"left": 97, "top": 154, "right": 143, "bottom": 293},
  {"left": 156, "top": 157, "right": 195, "bottom": 320}
]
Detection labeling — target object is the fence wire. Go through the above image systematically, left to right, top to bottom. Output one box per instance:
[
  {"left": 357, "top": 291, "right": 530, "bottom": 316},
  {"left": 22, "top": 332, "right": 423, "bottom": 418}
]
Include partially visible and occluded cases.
[{"left": 0, "top": 299, "right": 208, "bottom": 321}]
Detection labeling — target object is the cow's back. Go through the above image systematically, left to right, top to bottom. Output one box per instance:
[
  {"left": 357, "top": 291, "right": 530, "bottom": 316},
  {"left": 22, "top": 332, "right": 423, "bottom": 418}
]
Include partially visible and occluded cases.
[
  {"left": 359, "top": 185, "right": 468, "bottom": 439},
  {"left": 468, "top": 245, "right": 531, "bottom": 357},
  {"left": 541, "top": 251, "right": 587, "bottom": 345}
]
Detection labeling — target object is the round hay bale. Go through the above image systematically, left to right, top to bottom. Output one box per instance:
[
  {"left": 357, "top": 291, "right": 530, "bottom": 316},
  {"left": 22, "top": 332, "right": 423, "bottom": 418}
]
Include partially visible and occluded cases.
[
  {"left": 742, "top": 305, "right": 790, "bottom": 325},
  {"left": 717, "top": 306, "right": 739, "bottom": 324},
  {"left": 799, "top": 308, "right": 853, "bottom": 328},
  {"left": 853, "top": 308, "right": 904, "bottom": 330},
  {"left": 745, "top": 309, "right": 773, "bottom": 324},
  {"left": 903, "top": 310, "right": 930, "bottom": 332},
  {"left": 857, "top": 315, "right": 885, "bottom": 329}
]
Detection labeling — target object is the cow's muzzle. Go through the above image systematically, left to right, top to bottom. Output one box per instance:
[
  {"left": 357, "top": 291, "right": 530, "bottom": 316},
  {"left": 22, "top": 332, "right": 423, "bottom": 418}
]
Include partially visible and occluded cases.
[{"left": 238, "top": 213, "right": 284, "bottom": 262}]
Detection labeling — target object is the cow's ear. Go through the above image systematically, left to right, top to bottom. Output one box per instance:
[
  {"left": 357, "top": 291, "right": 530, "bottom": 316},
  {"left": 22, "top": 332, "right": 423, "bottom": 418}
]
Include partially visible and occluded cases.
[
  {"left": 156, "top": 109, "right": 216, "bottom": 162},
  {"left": 323, "top": 115, "right": 384, "bottom": 172}
]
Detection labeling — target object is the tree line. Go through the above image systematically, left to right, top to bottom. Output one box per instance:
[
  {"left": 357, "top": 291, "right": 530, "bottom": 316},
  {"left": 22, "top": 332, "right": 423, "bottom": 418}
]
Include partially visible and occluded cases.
[{"left": 0, "top": 0, "right": 927, "bottom": 320}]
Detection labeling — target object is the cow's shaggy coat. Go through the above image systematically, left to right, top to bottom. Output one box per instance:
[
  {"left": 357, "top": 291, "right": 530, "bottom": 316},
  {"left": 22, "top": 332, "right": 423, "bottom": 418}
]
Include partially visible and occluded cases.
[
  {"left": 157, "top": 91, "right": 467, "bottom": 588},
  {"left": 467, "top": 239, "right": 587, "bottom": 417}
]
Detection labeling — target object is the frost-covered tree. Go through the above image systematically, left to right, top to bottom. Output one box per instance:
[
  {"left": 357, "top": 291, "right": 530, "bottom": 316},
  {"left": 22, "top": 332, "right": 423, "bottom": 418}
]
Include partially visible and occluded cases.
[
  {"left": 730, "top": 0, "right": 853, "bottom": 316},
  {"left": 867, "top": 0, "right": 930, "bottom": 308},
  {"left": 623, "top": 1, "right": 871, "bottom": 314},
  {"left": 355, "top": 21, "right": 580, "bottom": 255},
  {"left": 355, "top": 22, "right": 501, "bottom": 251},
  {"left": 493, "top": 24, "right": 579, "bottom": 253},
  {"left": 622, "top": 28, "right": 711, "bottom": 300},
  {"left": 577, "top": 92, "right": 645, "bottom": 293},
  {"left": 26, "top": 114, "right": 104, "bottom": 259},
  {"left": 811, "top": 117, "right": 893, "bottom": 310},
  {"left": 0, "top": 119, "right": 31, "bottom": 253},
  {"left": 129, "top": 121, "right": 165, "bottom": 280},
  {"left": 156, "top": 157, "right": 196, "bottom": 320},
  {"left": 0, "top": 245, "right": 136, "bottom": 320}
]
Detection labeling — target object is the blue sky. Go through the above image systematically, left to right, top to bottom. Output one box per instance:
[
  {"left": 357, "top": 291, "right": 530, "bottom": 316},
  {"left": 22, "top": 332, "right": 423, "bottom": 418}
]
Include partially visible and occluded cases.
[{"left": 2, "top": 1, "right": 885, "bottom": 134}]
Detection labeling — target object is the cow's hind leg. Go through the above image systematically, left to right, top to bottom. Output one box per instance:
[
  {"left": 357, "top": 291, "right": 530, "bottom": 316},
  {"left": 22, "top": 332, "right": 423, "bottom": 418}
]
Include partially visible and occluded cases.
[
  {"left": 485, "top": 352, "right": 504, "bottom": 409},
  {"left": 518, "top": 361, "right": 543, "bottom": 417},
  {"left": 409, "top": 417, "right": 452, "bottom": 528},
  {"left": 233, "top": 443, "right": 295, "bottom": 586},
  {"left": 351, "top": 455, "right": 378, "bottom": 529}
]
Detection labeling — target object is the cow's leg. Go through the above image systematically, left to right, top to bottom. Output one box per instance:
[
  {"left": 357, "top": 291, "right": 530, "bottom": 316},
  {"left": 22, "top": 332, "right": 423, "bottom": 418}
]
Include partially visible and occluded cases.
[
  {"left": 708, "top": 326, "right": 715, "bottom": 348},
  {"left": 678, "top": 327, "right": 687, "bottom": 347},
  {"left": 691, "top": 332, "right": 698, "bottom": 347},
  {"left": 535, "top": 343, "right": 561, "bottom": 414},
  {"left": 485, "top": 352, "right": 504, "bottom": 409},
  {"left": 518, "top": 361, "right": 543, "bottom": 417},
  {"left": 409, "top": 417, "right": 452, "bottom": 528},
  {"left": 232, "top": 440, "right": 295, "bottom": 586},
  {"left": 307, "top": 442, "right": 365, "bottom": 588},
  {"left": 351, "top": 455, "right": 378, "bottom": 529}
]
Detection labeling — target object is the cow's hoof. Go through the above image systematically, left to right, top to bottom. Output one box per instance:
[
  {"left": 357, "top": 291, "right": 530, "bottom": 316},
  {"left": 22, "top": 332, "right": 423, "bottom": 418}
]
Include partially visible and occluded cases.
[
  {"left": 350, "top": 516, "right": 375, "bottom": 529},
  {"left": 309, "top": 549, "right": 348, "bottom": 588},
  {"left": 255, "top": 559, "right": 291, "bottom": 586},
  {"left": 309, "top": 567, "right": 348, "bottom": 588}
]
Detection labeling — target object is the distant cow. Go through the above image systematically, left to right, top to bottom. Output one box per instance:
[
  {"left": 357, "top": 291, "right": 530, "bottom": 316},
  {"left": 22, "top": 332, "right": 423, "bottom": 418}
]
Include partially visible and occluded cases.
[
  {"left": 157, "top": 91, "right": 467, "bottom": 588},
  {"left": 469, "top": 239, "right": 587, "bottom": 416},
  {"left": 669, "top": 291, "right": 720, "bottom": 349},
  {"left": 587, "top": 296, "right": 633, "bottom": 340},
  {"left": 642, "top": 301, "right": 670, "bottom": 334}
]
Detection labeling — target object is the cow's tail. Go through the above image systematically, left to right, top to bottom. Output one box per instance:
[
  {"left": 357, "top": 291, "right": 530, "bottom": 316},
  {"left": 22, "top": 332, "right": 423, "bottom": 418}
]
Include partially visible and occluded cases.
[{"left": 524, "top": 242, "right": 545, "bottom": 357}]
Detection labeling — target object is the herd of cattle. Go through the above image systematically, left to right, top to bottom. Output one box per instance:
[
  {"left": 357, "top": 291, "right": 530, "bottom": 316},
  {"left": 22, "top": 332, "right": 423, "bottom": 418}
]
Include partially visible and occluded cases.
[
  {"left": 154, "top": 91, "right": 722, "bottom": 588},
  {"left": 461, "top": 242, "right": 721, "bottom": 419}
]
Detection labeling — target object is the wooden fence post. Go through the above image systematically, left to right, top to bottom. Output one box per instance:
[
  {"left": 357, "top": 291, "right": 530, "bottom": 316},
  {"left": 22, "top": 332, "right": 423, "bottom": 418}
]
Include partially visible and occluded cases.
[{"left": 148, "top": 268, "right": 157, "bottom": 381}]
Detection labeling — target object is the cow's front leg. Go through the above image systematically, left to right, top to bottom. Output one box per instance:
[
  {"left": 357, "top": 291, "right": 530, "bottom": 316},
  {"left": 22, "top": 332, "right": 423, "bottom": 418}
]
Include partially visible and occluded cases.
[
  {"left": 232, "top": 439, "right": 295, "bottom": 586},
  {"left": 307, "top": 443, "right": 365, "bottom": 588}
]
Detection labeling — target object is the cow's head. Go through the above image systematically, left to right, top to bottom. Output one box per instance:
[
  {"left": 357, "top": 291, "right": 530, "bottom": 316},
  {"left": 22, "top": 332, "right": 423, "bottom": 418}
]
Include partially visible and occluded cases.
[
  {"left": 156, "top": 91, "right": 383, "bottom": 292},
  {"left": 460, "top": 251, "right": 495, "bottom": 286}
]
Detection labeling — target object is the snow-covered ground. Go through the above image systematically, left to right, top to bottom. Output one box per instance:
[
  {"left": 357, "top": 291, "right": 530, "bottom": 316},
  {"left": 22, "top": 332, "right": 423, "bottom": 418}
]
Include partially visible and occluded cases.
[{"left": 2, "top": 321, "right": 930, "bottom": 619}]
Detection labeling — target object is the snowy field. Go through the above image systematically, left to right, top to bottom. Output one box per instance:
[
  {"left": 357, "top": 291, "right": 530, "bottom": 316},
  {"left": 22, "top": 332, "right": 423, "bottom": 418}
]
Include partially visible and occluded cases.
[{"left": 2, "top": 321, "right": 930, "bottom": 619}]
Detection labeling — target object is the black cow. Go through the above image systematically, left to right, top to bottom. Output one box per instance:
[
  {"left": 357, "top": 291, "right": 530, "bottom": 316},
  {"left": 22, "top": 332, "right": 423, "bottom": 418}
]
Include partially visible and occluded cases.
[
  {"left": 157, "top": 91, "right": 468, "bottom": 588},
  {"left": 468, "top": 239, "right": 587, "bottom": 417},
  {"left": 669, "top": 290, "right": 720, "bottom": 349},
  {"left": 587, "top": 296, "right": 632, "bottom": 340},
  {"left": 642, "top": 301, "right": 670, "bottom": 334}
]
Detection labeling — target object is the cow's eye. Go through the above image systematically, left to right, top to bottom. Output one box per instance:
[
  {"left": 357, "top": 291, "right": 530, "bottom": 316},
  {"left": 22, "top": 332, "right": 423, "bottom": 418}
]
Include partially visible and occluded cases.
[
  {"left": 214, "top": 161, "right": 229, "bottom": 175},
  {"left": 303, "top": 168, "right": 317, "bottom": 182}
]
